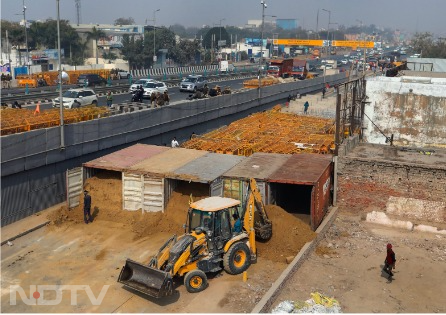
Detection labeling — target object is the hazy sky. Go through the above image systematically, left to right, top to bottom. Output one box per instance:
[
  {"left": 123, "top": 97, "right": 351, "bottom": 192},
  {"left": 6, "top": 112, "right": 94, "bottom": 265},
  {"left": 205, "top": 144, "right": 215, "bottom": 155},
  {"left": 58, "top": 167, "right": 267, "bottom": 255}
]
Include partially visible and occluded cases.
[{"left": 2, "top": 0, "right": 445, "bottom": 36}]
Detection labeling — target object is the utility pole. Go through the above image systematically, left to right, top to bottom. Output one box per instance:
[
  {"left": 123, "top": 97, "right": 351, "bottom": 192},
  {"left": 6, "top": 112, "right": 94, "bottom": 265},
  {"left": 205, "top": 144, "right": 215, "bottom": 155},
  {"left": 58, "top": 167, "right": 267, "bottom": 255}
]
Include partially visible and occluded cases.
[
  {"left": 22, "top": 0, "right": 29, "bottom": 72},
  {"left": 57, "top": 0, "right": 65, "bottom": 149},
  {"left": 75, "top": 0, "right": 81, "bottom": 26},
  {"left": 258, "top": 0, "right": 267, "bottom": 99},
  {"left": 153, "top": 9, "right": 160, "bottom": 68},
  {"left": 322, "top": 9, "right": 331, "bottom": 56},
  {"left": 6, "top": 30, "right": 11, "bottom": 66}
]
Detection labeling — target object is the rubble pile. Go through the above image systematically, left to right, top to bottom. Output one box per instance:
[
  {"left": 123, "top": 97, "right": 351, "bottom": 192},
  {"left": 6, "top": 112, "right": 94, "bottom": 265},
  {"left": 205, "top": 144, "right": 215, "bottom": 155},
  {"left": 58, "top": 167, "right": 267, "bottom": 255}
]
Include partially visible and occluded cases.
[{"left": 273, "top": 292, "right": 342, "bottom": 313}]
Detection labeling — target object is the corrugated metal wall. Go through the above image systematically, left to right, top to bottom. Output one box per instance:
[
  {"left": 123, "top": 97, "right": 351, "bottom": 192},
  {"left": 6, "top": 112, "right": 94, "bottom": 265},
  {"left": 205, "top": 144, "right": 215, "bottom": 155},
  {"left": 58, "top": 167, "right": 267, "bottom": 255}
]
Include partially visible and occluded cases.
[{"left": 1, "top": 164, "right": 66, "bottom": 226}]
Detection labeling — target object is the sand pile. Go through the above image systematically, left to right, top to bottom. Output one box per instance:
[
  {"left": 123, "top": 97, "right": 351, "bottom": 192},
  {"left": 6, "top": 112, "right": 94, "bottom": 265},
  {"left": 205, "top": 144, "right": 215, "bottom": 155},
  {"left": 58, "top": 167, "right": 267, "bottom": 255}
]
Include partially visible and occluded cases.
[
  {"left": 47, "top": 172, "right": 209, "bottom": 240},
  {"left": 256, "top": 205, "right": 316, "bottom": 263}
]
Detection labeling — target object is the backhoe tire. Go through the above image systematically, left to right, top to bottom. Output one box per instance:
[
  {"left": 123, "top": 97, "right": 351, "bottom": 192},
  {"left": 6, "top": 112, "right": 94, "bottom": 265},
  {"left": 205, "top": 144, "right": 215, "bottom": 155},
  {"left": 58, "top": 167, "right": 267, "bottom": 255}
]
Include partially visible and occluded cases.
[
  {"left": 223, "top": 242, "right": 251, "bottom": 275},
  {"left": 184, "top": 270, "right": 208, "bottom": 293}
]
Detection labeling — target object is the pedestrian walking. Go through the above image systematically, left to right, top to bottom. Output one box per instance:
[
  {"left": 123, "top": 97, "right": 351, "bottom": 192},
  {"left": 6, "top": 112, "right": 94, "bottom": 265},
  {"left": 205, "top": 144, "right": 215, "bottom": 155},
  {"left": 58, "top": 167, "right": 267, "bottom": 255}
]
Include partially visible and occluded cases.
[
  {"left": 322, "top": 87, "right": 326, "bottom": 99},
  {"left": 163, "top": 90, "right": 170, "bottom": 105},
  {"left": 106, "top": 91, "right": 113, "bottom": 107},
  {"left": 304, "top": 101, "right": 310, "bottom": 114},
  {"left": 171, "top": 137, "right": 179, "bottom": 148},
  {"left": 83, "top": 190, "right": 93, "bottom": 224},
  {"left": 383, "top": 243, "right": 396, "bottom": 279}
]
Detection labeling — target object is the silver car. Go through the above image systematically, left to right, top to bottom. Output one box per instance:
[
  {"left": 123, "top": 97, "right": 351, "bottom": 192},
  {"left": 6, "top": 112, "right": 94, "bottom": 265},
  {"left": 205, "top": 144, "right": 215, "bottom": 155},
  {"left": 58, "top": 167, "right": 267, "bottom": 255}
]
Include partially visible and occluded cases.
[{"left": 179, "top": 75, "right": 207, "bottom": 92}]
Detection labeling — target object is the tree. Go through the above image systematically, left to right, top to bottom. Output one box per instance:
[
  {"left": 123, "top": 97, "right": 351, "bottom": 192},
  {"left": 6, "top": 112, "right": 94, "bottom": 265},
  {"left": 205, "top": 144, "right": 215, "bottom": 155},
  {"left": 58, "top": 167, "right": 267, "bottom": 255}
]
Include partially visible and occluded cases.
[
  {"left": 114, "top": 17, "right": 135, "bottom": 26},
  {"left": 1, "top": 20, "right": 26, "bottom": 64},
  {"left": 87, "top": 27, "right": 107, "bottom": 64},
  {"left": 144, "top": 27, "right": 176, "bottom": 67},
  {"left": 121, "top": 34, "right": 144, "bottom": 69}
]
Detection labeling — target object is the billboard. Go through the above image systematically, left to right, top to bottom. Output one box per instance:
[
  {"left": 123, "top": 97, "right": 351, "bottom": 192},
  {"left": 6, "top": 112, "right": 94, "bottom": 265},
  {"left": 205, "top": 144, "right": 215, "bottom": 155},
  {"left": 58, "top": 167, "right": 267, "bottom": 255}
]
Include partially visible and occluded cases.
[
  {"left": 275, "top": 39, "right": 324, "bottom": 46},
  {"left": 331, "top": 41, "right": 374, "bottom": 48},
  {"left": 31, "top": 49, "right": 65, "bottom": 61}
]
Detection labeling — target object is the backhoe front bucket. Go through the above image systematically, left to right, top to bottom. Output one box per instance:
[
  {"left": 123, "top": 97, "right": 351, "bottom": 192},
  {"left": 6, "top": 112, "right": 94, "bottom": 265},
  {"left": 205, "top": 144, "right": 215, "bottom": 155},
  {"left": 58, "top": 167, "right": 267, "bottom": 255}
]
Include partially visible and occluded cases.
[{"left": 118, "top": 259, "right": 173, "bottom": 298}]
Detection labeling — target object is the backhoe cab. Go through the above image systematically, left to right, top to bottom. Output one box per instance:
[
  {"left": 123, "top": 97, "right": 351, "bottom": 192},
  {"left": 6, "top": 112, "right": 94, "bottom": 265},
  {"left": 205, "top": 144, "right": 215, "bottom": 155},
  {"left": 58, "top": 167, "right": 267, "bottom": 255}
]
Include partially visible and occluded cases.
[{"left": 117, "top": 178, "right": 272, "bottom": 298}]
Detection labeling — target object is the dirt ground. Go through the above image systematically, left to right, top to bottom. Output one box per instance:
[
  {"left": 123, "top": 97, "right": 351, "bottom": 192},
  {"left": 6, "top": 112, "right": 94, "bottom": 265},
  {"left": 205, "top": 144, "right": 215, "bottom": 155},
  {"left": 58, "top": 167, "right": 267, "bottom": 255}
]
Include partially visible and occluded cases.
[
  {"left": 1, "top": 173, "right": 314, "bottom": 313},
  {"left": 270, "top": 211, "right": 446, "bottom": 313}
]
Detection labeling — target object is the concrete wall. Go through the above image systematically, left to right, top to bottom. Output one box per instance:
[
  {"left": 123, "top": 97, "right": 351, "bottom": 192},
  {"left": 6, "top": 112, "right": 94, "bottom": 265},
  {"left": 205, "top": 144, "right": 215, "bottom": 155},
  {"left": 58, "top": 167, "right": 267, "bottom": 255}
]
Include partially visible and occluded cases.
[
  {"left": 0, "top": 73, "right": 348, "bottom": 226},
  {"left": 364, "top": 76, "right": 446, "bottom": 147}
]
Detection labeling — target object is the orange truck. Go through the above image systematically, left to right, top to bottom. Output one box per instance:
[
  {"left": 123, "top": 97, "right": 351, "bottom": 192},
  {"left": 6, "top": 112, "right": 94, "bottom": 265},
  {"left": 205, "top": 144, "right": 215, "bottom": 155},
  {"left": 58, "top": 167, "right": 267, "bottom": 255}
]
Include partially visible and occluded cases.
[
  {"left": 267, "top": 58, "right": 294, "bottom": 78},
  {"left": 290, "top": 59, "right": 309, "bottom": 79}
]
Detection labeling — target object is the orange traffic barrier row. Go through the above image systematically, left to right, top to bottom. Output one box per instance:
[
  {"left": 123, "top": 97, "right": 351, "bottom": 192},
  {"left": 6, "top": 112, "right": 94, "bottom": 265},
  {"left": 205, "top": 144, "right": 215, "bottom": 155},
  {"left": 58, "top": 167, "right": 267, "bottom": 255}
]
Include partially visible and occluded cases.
[
  {"left": 16, "top": 69, "right": 111, "bottom": 87},
  {"left": 1, "top": 106, "right": 110, "bottom": 136},
  {"left": 182, "top": 107, "right": 335, "bottom": 156}
]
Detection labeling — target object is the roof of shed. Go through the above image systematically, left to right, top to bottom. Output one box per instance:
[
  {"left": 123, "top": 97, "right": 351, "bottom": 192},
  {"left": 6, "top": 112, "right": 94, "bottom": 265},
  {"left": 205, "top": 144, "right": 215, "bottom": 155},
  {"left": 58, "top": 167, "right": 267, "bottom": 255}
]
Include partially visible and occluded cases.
[
  {"left": 83, "top": 144, "right": 170, "bottom": 171},
  {"left": 128, "top": 148, "right": 208, "bottom": 175},
  {"left": 223, "top": 152, "right": 291, "bottom": 180},
  {"left": 168, "top": 153, "right": 246, "bottom": 183},
  {"left": 268, "top": 153, "right": 333, "bottom": 184}
]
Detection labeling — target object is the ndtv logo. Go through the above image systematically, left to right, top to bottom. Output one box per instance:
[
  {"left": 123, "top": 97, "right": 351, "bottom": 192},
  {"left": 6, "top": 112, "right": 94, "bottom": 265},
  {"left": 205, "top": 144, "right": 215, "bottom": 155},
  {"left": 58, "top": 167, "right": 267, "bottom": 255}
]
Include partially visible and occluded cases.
[{"left": 10, "top": 285, "right": 110, "bottom": 306}]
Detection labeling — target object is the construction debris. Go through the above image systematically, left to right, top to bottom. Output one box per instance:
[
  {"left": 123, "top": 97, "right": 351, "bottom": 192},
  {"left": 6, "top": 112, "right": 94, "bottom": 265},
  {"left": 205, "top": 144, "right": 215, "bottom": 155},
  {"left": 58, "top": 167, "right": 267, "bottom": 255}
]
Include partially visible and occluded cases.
[
  {"left": 182, "top": 109, "right": 335, "bottom": 156},
  {"left": 272, "top": 292, "right": 342, "bottom": 313}
]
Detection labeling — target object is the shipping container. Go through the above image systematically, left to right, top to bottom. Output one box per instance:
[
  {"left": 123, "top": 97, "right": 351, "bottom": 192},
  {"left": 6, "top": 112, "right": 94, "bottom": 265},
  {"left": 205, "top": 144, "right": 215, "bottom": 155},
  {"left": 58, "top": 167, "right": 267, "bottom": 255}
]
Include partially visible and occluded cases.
[
  {"left": 72, "top": 144, "right": 170, "bottom": 211},
  {"left": 126, "top": 148, "right": 209, "bottom": 212},
  {"left": 222, "top": 153, "right": 292, "bottom": 208},
  {"left": 267, "top": 153, "right": 333, "bottom": 230}
]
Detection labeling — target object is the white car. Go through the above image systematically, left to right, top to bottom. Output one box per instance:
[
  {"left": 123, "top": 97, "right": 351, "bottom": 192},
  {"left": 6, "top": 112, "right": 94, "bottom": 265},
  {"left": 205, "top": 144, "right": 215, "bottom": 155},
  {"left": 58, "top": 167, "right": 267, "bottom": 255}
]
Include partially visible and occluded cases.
[
  {"left": 341, "top": 59, "right": 348, "bottom": 65},
  {"left": 319, "top": 64, "right": 333, "bottom": 70},
  {"left": 117, "top": 69, "right": 130, "bottom": 79},
  {"left": 129, "top": 79, "right": 156, "bottom": 93},
  {"left": 142, "top": 81, "right": 168, "bottom": 98},
  {"left": 52, "top": 88, "right": 98, "bottom": 109}
]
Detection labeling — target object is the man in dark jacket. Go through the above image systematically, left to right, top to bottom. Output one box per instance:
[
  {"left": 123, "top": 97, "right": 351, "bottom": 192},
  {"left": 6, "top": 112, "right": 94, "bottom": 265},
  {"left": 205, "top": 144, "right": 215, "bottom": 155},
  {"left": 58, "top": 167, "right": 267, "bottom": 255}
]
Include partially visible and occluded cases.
[
  {"left": 83, "top": 190, "right": 92, "bottom": 224},
  {"left": 383, "top": 243, "right": 396, "bottom": 279}
]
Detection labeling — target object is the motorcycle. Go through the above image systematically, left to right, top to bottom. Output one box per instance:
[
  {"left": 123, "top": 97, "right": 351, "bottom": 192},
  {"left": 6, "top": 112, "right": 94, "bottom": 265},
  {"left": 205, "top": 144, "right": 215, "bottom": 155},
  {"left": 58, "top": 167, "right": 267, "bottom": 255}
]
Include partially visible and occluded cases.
[{"left": 131, "top": 90, "right": 144, "bottom": 103}]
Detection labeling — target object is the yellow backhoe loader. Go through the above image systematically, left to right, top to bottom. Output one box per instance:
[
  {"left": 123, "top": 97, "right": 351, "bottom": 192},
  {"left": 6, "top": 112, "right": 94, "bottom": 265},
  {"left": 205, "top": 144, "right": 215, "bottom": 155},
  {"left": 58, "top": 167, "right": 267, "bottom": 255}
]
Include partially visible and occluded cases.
[{"left": 117, "top": 178, "right": 272, "bottom": 298}]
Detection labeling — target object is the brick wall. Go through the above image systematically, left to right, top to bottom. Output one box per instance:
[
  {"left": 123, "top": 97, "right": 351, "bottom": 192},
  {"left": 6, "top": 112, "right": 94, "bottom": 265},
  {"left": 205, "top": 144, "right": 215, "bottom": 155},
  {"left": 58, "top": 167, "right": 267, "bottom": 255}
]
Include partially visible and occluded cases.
[{"left": 337, "top": 155, "right": 446, "bottom": 218}]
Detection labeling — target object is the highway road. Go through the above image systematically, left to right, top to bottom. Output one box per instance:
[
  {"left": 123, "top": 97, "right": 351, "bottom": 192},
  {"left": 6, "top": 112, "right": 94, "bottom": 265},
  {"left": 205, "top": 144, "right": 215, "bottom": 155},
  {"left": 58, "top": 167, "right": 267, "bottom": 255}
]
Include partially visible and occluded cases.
[{"left": 18, "top": 77, "right": 250, "bottom": 111}]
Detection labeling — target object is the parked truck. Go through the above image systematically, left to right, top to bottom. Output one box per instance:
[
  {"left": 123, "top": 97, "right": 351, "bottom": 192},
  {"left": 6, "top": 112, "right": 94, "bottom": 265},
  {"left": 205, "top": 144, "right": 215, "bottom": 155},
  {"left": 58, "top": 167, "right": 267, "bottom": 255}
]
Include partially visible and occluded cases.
[
  {"left": 267, "top": 58, "right": 293, "bottom": 78},
  {"left": 291, "top": 59, "right": 310, "bottom": 80},
  {"left": 219, "top": 60, "right": 235, "bottom": 73}
]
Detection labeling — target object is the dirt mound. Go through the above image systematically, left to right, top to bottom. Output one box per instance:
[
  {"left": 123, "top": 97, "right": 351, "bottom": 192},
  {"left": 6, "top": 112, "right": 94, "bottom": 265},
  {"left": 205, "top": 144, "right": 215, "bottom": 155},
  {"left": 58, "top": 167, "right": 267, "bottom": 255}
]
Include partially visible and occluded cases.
[
  {"left": 47, "top": 172, "right": 209, "bottom": 240},
  {"left": 256, "top": 205, "right": 316, "bottom": 263}
]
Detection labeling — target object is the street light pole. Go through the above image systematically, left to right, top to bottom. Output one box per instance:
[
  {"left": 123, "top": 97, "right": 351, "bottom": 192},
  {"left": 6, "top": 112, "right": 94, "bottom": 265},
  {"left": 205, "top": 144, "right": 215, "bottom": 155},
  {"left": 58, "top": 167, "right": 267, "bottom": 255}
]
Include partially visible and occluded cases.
[
  {"left": 22, "top": 0, "right": 29, "bottom": 70},
  {"left": 56, "top": 0, "right": 65, "bottom": 149},
  {"left": 258, "top": 0, "right": 267, "bottom": 99},
  {"left": 153, "top": 9, "right": 160, "bottom": 67},
  {"left": 322, "top": 9, "right": 331, "bottom": 56},
  {"left": 219, "top": 18, "right": 225, "bottom": 41}
]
